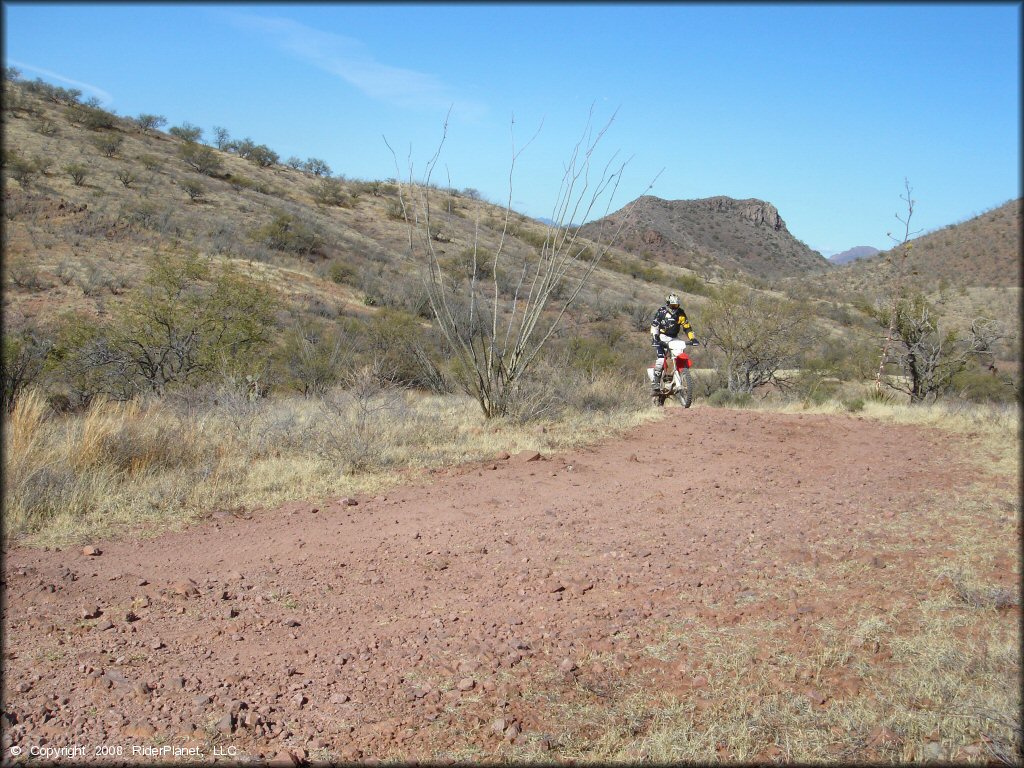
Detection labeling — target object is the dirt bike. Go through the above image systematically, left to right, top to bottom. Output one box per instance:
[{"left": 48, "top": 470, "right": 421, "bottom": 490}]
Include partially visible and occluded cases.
[{"left": 647, "top": 339, "right": 695, "bottom": 408}]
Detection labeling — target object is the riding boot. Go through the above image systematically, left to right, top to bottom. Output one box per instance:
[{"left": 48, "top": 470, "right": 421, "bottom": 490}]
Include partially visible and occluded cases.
[{"left": 651, "top": 361, "right": 664, "bottom": 392}]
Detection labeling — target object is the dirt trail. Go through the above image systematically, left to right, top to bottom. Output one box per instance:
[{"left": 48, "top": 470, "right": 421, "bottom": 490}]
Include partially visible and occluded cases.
[{"left": 1, "top": 407, "right": 974, "bottom": 762}]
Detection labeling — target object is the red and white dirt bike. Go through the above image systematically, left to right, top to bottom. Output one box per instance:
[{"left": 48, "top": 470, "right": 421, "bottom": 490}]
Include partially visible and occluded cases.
[{"left": 647, "top": 338, "right": 695, "bottom": 408}]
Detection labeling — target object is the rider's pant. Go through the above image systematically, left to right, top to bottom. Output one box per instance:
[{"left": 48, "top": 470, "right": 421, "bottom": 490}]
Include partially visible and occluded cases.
[{"left": 653, "top": 334, "right": 687, "bottom": 374}]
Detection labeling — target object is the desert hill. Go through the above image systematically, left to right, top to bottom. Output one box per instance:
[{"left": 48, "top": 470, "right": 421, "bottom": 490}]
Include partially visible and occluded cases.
[
  {"left": 2, "top": 70, "right": 1018, "bottom": 410},
  {"left": 578, "top": 194, "right": 832, "bottom": 281},
  {"left": 809, "top": 199, "right": 1021, "bottom": 297},
  {"left": 830, "top": 246, "right": 880, "bottom": 265}
]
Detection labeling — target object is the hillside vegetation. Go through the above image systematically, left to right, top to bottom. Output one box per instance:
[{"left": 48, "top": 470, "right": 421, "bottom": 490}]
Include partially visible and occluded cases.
[
  {"left": 2, "top": 68, "right": 1020, "bottom": 545},
  {"left": 808, "top": 198, "right": 1021, "bottom": 297}
]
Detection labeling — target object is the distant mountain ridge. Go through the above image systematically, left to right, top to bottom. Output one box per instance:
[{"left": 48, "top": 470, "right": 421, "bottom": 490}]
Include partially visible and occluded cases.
[
  {"left": 580, "top": 194, "right": 832, "bottom": 280},
  {"left": 830, "top": 246, "right": 880, "bottom": 265}
]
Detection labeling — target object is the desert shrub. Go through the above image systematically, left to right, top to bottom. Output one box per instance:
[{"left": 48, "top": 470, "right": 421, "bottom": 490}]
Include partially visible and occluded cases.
[
  {"left": 3, "top": 84, "right": 26, "bottom": 114},
  {"left": 66, "top": 103, "right": 117, "bottom": 129},
  {"left": 133, "top": 114, "right": 167, "bottom": 134},
  {"left": 31, "top": 118, "right": 59, "bottom": 136},
  {"left": 169, "top": 122, "right": 202, "bottom": 143},
  {"left": 212, "top": 126, "right": 231, "bottom": 150},
  {"left": 92, "top": 135, "right": 123, "bottom": 157},
  {"left": 226, "top": 137, "right": 254, "bottom": 157},
  {"left": 179, "top": 143, "right": 223, "bottom": 176},
  {"left": 247, "top": 144, "right": 278, "bottom": 168},
  {"left": 29, "top": 153, "right": 55, "bottom": 177},
  {"left": 137, "top": 154, "right": 161, "bottom": 172},
  {"left": 7, "top": 155, "right": 38, "bottom": 187},
  {"left": 304, "top": 157, "right": 331, "bottom": 177},
  {"left": 115, "top": 168, "right": 137, "bottom": 188},
  {"left": 227, "top": 174, "right": 257, "bottom": 192},
  {"left": 312, "top": 176, "right": 348, "bottom": 207},
  {"left": 182, "top": 180, "right": 205, "bottom": 202},
  {"left": 351, "top": 180, "right": 395, "bottom": 197},
  {"left": 121, "top": 200, "right": 163, "bottom": 230},
  {"left": 387, "top": 200, "right": 407, "bottom": 220},
  {"left": 251, "top": 211, "right": 323, "bottom": 255},
  {"left": 204, "top": 221, "right": 240, "bottom": 256},
  {"left": 512, "top": 226, "right": 551, "bottom": 251},
  {"left": 440, "top": 247, "right": 498, "bottom": 282},
  {"left": 50, "top": 253, "right": 278, "bottom": 401},
  {"left": 603, "top": 253, "right": 671, "bottom": 284},
  {"left": 6, "top": 259, "right": 49, "bottom": 291},
  {"left": 327, "top": 259, "right": 356, "bottom": 285},
  {"left": 55, "top": 260, "right": 76, "bottom": 286},
  {"left": 77, "top": 262, "right": 115, "bottom": 296},
  {"left": 676, "top": 272, "right": 717, "bottom": 298},
  {"left": 377, "top": 278, "right": 432, "bottom": 319},
  {"left": 702, "top": 285, "right": 812, "bottom": 394},
  {"left": 878, "top": 292, "right": 981, "bottom": 403},
  {"left": 304, "top": 297, "right": 339, "bottom": 320},
  {"left": 626, "top": 302, "right": 654, "bottom": 332},
  {"left": 349, "top": 308, "right": 446, "bottom": 390},
  {"left": 46, "top": 316, "right": 135, "bottom": 407},
  {"left": 271, "top": 321, "right": 351, "bottom": 396},
  {"left": 2, "top": 329, "right": 52, "bottom": 411},
  {"left": 818, "top": 335, "right": 880, "bottom": 381},
  {"left": 564, "top": 336, "right": 621, "bottom": 377},
  {"left": 784, "top": 358, "right": 843, "bottom": 405},
  {"left": 498, "top": 361, "right": 567, "bottom": 424},
  {"left": 566, "top": 368, "right": 645, "bottom": 415},
  {"left": 950, "top": 368, "right": 1018, "bottom": 404},
  {"left": 317, "top": 373, "right": 409, "bottom": 472},
  {"left": 865, "top": 387, "right": 899, "bottom": 405},
  {"left": 707, "top": 389, "right": 753, "bottom": 408},
  {"left": 842, "top": 397, "right": 866, "bottom": 412}
]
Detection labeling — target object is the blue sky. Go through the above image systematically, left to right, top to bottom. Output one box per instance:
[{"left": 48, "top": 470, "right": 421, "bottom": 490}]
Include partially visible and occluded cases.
[{"left": 4, "top": 2, "right": 1020, "bottom": 255}]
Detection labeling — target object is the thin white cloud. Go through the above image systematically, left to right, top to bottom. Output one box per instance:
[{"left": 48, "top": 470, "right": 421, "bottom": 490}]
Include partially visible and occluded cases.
[
  {"left": 226, "top": 13, "right": 485, "bottom": 119},
  {"left": 8, "top": 60, "right": 114, "bottom": 107}
]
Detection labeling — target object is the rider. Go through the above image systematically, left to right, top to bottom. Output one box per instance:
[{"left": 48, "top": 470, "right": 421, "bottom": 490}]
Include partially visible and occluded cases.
[{"left": 650, "top": 293, "right": 699, "bottom": 392}]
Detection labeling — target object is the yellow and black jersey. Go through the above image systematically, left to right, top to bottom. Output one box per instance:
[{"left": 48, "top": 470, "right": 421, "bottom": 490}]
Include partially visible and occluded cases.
[{"left": 651, "top": 305, "right": 695, "bottom": 341}]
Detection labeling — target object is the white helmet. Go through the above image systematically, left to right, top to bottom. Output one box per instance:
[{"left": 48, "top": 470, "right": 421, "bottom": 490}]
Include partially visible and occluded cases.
[{"left": 666, "top": 293, "right": 680, "bottom": 307}]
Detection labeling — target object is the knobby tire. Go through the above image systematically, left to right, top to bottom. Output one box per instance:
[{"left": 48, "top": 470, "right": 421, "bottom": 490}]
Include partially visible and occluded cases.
[{"left": 675, "top": 368, "right": 693, "bottom": 408}]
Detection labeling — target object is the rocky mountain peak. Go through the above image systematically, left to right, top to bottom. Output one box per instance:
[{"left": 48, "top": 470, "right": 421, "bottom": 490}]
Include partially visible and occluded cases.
[{"left": 695, "top": 196, "right": 787, "bottom": 232}]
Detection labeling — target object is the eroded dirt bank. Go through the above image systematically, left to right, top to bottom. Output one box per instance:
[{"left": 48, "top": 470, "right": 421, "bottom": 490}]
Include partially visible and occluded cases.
[{"left": 2, "top": 406, "right": 1012, "bottom": 763}]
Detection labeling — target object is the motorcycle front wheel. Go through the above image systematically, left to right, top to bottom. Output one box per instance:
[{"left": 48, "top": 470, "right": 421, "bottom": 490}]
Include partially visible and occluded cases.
[{"left": 674, "top": 368, "right": 693, "bottom": 408}]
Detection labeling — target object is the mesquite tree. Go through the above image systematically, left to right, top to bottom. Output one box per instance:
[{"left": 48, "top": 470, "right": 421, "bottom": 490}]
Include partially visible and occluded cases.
[
  {"left": 388, "top": 110, "right": 651, "bottom": 418},
  {"left": 875, "top": 179, "right": 922, "bottom": 393},
  {"left": 702, "top": 285, "right": 811, "bottom": 393},
  {"left": 878, "top": 293, "right": 1003, "bottom": 403}
]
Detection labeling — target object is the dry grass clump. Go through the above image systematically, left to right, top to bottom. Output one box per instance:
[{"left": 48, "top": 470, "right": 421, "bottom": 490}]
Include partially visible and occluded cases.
[
  {"left": 3, "top": 374, "right": 658, "bottom": 547},
  {"left": 503, "top": 427, "right": 1019, "bottom": 764},
  {"left": 510, "top": 581, "right": 1018, "bottom": 764}
]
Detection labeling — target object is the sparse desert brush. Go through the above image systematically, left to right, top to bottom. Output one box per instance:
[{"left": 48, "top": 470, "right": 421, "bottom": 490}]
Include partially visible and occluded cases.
[
  {"left": 3, "top": 370, "right": 659, "bottom": 546},
  {"left": 507, "top": 481, "right": 1019, "bottom": 764}
]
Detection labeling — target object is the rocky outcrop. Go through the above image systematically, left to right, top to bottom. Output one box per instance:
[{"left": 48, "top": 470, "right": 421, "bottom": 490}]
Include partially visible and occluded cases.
[{"left": 694, "top": 196, "right": 786, "bottom": 232}]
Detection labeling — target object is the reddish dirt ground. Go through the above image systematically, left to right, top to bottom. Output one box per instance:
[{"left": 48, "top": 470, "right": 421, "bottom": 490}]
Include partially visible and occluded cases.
[{"left": 0, "top": 406, "right": 1004, "bottom": 764}]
